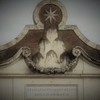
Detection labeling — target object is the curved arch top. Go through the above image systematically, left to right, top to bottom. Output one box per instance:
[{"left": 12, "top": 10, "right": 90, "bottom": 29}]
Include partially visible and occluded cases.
[
  {"left": 0, "top": 0, "right": 100, "bottom": 73},
  {"left": 33, "top": 0, "right": 68, "bottom": 29}
]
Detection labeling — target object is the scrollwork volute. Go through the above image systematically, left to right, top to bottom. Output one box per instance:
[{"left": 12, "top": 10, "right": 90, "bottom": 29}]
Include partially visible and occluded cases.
[
  {"left": 0, "top": 0, "right": 100, "bottom": 74},
  {"left": 21, "top": 0, "right": 82, "bottom": 74},
  {"left": 22, "top": 46, "right": 81, "bottom": 74},
  {"left": 22, "top": 47, "right": 31, "bottom": 58},
  {"left": 72, "top": 47, "right": 81, "bottom": 57}
]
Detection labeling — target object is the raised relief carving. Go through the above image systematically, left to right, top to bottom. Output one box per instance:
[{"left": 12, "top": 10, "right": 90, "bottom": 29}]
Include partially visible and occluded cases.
[
  {"left": 0, "top": 0, "right": 100, "bottom": 74},
  {"left": 21, "top": 0, "right": 81, "bottom": 74},
  {"left": 44, "top": 8, "right": 58, "bottom": 23},
  {"left": 22, "top": 29, "right": 80, "bottom": 74}
]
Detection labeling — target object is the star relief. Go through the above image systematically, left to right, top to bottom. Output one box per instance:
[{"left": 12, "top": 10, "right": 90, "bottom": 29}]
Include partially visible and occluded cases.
[{"left": 44, "top": 7, "right": 58, "bottom": 23}]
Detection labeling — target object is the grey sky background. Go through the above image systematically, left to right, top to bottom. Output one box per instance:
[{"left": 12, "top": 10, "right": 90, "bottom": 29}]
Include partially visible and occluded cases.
[{"left": 0, "top": 0, "right": 100, "bottom": 45}]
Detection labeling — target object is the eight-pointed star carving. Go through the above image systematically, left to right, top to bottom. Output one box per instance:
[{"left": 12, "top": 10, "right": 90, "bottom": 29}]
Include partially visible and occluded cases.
[{"left": 44, "top": 8, "right": 58, "bottom": 23}]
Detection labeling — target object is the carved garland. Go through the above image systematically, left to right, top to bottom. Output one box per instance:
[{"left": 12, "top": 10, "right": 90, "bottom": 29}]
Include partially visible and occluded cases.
[{"left": 22, "top": 46, "right": 81, "bottom": 74}]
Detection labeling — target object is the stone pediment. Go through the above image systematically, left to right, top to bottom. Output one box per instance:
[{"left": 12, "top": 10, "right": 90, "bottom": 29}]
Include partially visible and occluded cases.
[{"left": 0, "top": 0, "right": 100, "bottom": 74}]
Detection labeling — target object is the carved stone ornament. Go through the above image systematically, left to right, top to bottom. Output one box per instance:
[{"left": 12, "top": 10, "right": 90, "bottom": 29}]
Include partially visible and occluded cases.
[{"left": 0, "top": 0, "right": 100, "bottom": 74}]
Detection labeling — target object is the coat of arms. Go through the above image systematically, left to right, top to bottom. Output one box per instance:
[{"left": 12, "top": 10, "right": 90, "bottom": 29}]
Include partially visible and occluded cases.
[{"left": 0, "top": 0, "right": 100, "bottom": 74}]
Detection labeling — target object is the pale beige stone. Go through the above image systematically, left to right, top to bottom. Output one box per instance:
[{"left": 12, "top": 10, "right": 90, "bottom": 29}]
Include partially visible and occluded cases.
[
  {"left": 33, "top": 0, "right": 67, "bottom": 30},
  {"left": 0, "top": 25, "right": 41, "bottom": 51},
  {"left": 61, "top": 25, "right": 100, "bottom": 50},
  {"left": 87, "top": 41, "right": 97, "bottom": 49},
  {"left": 96, "top": 44, "right": 100, "bottom": 50},
  {"left": 0, "top": 58, "right": 32, "bottom": 75},
  {"left": 66, "top": 59, "right": 84, "bottom": 74},
  {"left": 83, "top": 59, "right": 100, "bottom": 74},
  {"left": 13, "top": 78, "right": 83, "bottom": 100},
  {"left": 0, "top": 79, "right": 12, "bottom": 100},
  {"left": 84, "top": 79, "right": 100, "bottom": 100}
]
